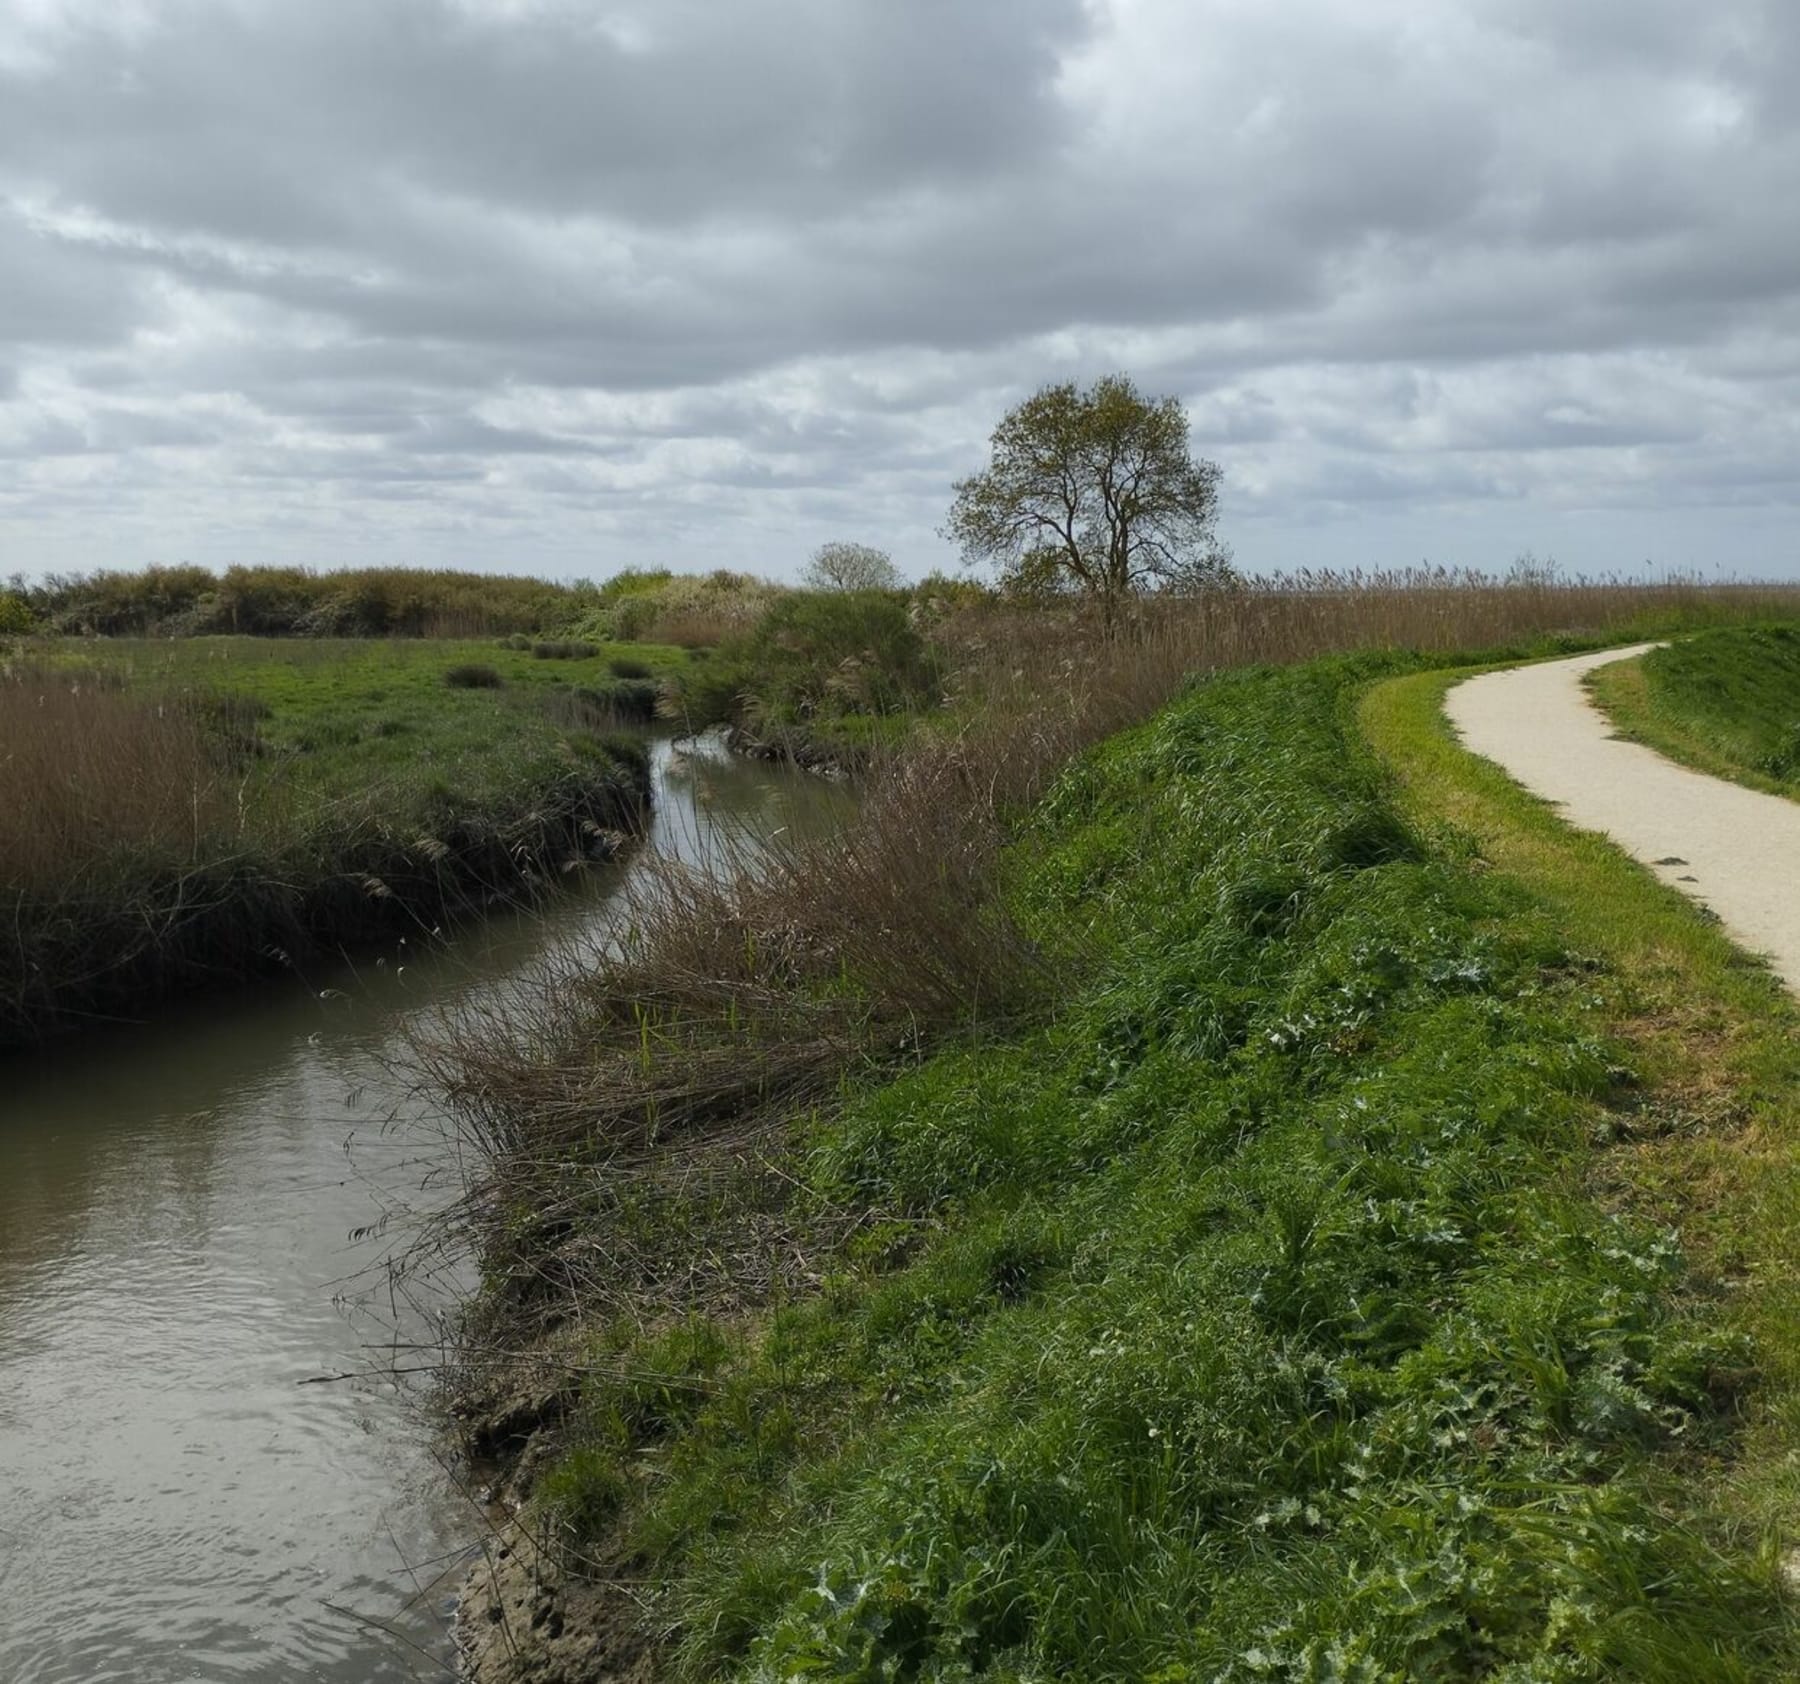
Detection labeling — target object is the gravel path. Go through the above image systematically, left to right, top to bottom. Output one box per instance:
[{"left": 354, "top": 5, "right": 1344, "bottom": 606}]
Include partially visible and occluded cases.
[{"left": 1444, "top": 643, "right": 1800, "bottom": 994}]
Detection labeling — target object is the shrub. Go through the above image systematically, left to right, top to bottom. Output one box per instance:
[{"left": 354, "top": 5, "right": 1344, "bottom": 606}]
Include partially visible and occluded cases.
[
  {"left": 37, "top": 563, "right": 215, "bottom": 636},
  {"left": 21, "top": 565, "right": 605, "bottom": 638},
  {"left": 574, "top": 569, "right": 786, "bottom": 647},
  {"left": 739, "top": 589, "right": 940, "bottom": 719},
  {"left": 0, "top": 591, "right": 35, "bottom": 635},
  {"left": 533, "top": 640, "right": 600, "bottom": 661},
  {"left": 607, "top": 656, "right": 653, "bottom": 680},
  {"left": 664, "top": 656, "right": 754, "bottom": 729},
  {"left": 445, "top": 663, "right": 505, "bottom": 689},
  {"left": 610, "top": 680, "right": 662, "bottom": 722},
  {"left": 567, "top": 681, "right": 661, "bottom": 727}
]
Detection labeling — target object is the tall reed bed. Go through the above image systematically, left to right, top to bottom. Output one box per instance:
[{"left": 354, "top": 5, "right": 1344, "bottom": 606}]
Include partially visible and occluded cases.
[
  {"left": 0, "top": 661, "right": 231, "bottom": 896},
  {"left": 0, "top": 661, "right": 244, "bottom": 1037}
]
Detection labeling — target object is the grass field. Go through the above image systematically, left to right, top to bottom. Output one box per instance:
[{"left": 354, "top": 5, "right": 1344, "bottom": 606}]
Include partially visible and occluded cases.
[
  {"left": 1588, "top": 623, "right": 1800, "bottom": 799},
  {"left": 0, "top": 635, "right": 696, "bottom": 1044},
  {"left": 40, "top": 635, "right": 691, "bottom": 819},
  {"left": 450, "top": 650, "right": 1800, "bottom": 1682}
]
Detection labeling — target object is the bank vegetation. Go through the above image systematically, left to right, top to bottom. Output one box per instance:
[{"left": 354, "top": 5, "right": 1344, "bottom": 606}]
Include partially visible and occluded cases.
[
  {"left": 418, "top": 569, "right": 1800, "bottom": 1682},
  {"left": 0, "top": 637, "right": 670, "bottom": 1046}
]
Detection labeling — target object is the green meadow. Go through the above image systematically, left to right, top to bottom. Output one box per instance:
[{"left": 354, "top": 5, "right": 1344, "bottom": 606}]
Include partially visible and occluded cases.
[{"left": 43, "top": 634, "right": 691, "bottom": 815}]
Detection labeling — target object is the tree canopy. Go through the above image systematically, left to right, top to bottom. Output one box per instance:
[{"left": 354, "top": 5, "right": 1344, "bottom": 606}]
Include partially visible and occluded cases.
[
  {"left": 944, "top": 375, "right": 1233, "bottom": 623},
  {"left": 803, "top": 541, "right": 903, "bottom": 593}
]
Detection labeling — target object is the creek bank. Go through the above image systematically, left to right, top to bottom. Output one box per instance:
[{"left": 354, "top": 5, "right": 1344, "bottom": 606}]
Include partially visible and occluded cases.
[
  {"left": 434, "top": 652, "right": 1799, "bottom": 1681},
  {"left": 724, "top": 721, "right": 862, "bottom": 777},
  {"left": 2, "top": 747, "right": 650, "bottom": 1049},
  {"left": 450, "top": 1344, "right": 628, "bottom": 1684},
  {"left": 452, "top": 1360, "right": 650, "bottom": 1684},
  {"left": 458, "top": 1518, "right": 654, "bottom": 1684}
]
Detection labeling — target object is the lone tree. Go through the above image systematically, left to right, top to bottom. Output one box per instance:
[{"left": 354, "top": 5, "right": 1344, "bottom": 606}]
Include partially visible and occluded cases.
[
  {"left": 944, "top": 374, "right": 1233, "bottom": 627},
  {"left": 803, "top": 541, "right": 903, "bottom": 593}
]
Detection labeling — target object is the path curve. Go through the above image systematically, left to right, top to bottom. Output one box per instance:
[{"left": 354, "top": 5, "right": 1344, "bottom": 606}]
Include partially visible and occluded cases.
[{"left": 1445, "top": 643, "right": 1800, "bottom": 994}]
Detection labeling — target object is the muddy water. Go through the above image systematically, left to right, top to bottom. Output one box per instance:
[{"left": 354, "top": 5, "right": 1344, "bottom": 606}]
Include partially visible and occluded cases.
[{"left": 0, "top": 736, "right": 846, "bottom": 1683}]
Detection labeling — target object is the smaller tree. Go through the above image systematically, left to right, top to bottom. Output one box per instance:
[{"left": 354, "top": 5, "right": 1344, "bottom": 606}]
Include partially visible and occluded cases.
[
  {"left": 944, "top": 374, "right": 1233, "bottom": 628},
  {"left": 803, "top": 541, "right": 903, "bottom": 593},
  {"left": 0, "top": 590, "right": 34, "bottom": 636}
]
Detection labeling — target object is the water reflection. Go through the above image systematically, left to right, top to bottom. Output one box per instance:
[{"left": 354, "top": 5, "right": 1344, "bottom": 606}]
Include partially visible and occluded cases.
[{"left": 0, "top": 733, "right": 842, "bottom": 1682}]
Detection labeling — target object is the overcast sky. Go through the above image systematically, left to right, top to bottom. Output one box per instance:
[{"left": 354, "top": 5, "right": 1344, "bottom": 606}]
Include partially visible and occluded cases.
[{"left": 2, "top": 0, "right": 1798, "bottom": 583}]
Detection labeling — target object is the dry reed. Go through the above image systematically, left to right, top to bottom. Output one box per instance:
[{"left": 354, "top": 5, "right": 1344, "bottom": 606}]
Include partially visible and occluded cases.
[{"left": 0, "top": 661, "right": 231, "bottom": 895}]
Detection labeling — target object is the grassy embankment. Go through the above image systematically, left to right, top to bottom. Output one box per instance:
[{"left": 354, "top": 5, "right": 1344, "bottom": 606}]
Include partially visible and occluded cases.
[
  {"left": 435, "top": 584, "right": 1800, "bottom": 1682},
  {"left": 1587, "top": 623, "right": 1800, "bottom": 798},
  {"left": 0, "top": 635, "right": 694, "bottom": 1046}
]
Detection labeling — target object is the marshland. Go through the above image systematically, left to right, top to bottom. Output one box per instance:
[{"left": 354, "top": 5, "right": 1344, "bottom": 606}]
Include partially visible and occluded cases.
[
  {"left": 17, "top": 2, "right": 1800, "bottom": 1675},
  {"left": 0, "top": 614, "right": 686, "bottom": 1043}
]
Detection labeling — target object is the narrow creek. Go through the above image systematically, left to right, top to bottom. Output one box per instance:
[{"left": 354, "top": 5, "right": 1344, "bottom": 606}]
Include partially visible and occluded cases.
[{"left": 0, "top": 734, "right": 848, "bottom": 1684}]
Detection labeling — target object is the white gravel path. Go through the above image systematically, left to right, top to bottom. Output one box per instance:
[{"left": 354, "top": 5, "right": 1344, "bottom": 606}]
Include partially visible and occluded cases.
[{"left": 1444, "top": 643, "right": 1800, "bottom": 995}]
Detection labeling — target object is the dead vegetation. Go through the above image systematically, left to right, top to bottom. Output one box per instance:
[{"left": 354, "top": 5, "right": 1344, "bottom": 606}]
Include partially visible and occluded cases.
[{"left": 0, "top": 659, "right": 232, "bottom": 896}]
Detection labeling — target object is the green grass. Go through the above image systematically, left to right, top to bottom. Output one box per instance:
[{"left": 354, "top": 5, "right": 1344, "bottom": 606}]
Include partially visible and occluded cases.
[
  {"left": 1587, "top": 623, "right": 1800, "bottom": 799},
  {"left": 43, "top": 635, "right": 691, "bottom": 831},
  {"left": 519, "top": 653, "right": 1797, "bottom": 1681},
  {"left": 1362, "top": 663, "right": 1800, "bottom": 1554}
]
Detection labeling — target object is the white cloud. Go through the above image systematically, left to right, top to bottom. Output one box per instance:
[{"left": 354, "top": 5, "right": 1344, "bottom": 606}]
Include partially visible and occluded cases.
[{"left": 2, "top": 0, "right": 1799, "bottom": 580}]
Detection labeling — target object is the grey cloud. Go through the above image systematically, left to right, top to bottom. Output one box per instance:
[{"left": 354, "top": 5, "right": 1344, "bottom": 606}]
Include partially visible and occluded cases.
[
  {"left": 0, "top": 0, "right": 1085, "bottom": 234},
  {"left": 4, "top": 0, "right": 1800, "bottom": 577},
  {"left": 0, "top": 204, "right": 149, "bottom": 348},
  {"left": 87, "top": 410, "right": 224, "bottom": 450},
  {"left": 0, "top": 415, "right": 92, "bottom": 458},
  {"left": 403, "top": 417, "right": 623, "bottom": 457}
]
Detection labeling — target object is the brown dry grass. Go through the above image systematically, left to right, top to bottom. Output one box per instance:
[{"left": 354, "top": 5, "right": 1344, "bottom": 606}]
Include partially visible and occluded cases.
[
  {"left": 603, "top": 572, "right": 786, "bottom": 647},
  {"left": 646, "top": 603, "right": 758, "bottom": 648},
  {"left": 0, "top": 659, "right": 246, "bottom": 1035},
  {"left": 0, "top": 660, "right": 232, "bottom": 895}
]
